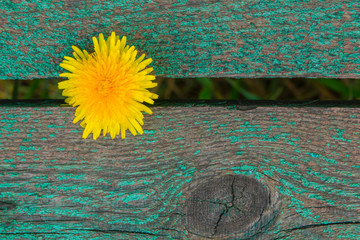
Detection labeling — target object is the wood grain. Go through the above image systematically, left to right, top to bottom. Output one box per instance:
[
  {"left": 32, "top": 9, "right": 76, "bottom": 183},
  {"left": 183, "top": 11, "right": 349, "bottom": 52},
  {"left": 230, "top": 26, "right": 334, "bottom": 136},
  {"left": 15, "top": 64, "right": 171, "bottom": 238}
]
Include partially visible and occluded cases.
[
  {"left": 1, "top": 0, "right": 360, "bottom": 79},
  {"left": 1, "top": 101, "right": 359, "bottom": 239}
]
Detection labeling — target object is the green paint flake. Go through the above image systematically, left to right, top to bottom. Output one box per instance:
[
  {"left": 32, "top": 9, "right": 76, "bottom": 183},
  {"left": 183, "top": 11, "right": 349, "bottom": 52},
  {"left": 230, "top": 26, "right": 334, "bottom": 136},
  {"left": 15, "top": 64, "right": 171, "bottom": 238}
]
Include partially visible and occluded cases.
[
  {"left": 0, "top": 119, "right": 18, "bottom": 123},
  {"left": 47, "top": 124, "right": 65, "bottom": 128},
  {"left": 144, "top": 129, "right": 156, "bottom": 134},
  {"left": 331, "top": 129, "right": 352, "bottom": 142},
  {"left": 19, "top": 146, "right": 41, "bottom": 151},
  {"left": 193, "top": 150, "right": 200, "bottom": 155},
  {"left": 305, "top": 152, "right": 338, "bottom": 164},
  {"left": 309, "top": 152, "right": 320, "bottom": 158},
  {"left": 3, "top": 158, "right": 14, "bottom": 163},
  {"left": 279, "top": 159, "right": 299, "bottom": 167},
  {"left": 57, "top": 173, "right": 85, "bottom": 180},
  {"left": 33, "top": 175, "right": 48, "bottom": 180},
  {"left": 98, "top": 178, "right": 111, "bottom": 184},
  {"left": 118, "top": 180, "right": 135, "bottom": 187},
  {"left": 122, "top": 193, "right": 149, "bottom": 203},
  {"left": 67, "top": 196, "right": 94, "bottom": 205}
]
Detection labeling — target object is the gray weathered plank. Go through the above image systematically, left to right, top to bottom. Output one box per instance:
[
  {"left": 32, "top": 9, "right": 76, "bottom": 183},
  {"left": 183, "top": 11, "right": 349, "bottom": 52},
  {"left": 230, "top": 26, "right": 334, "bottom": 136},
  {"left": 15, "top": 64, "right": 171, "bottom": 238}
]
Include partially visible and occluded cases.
[
  {"left": 1, "top": 0, "right": 360, "bottom": 79},
  {"left": 1, "top": 101, "right": 359, "bottom": 239}
]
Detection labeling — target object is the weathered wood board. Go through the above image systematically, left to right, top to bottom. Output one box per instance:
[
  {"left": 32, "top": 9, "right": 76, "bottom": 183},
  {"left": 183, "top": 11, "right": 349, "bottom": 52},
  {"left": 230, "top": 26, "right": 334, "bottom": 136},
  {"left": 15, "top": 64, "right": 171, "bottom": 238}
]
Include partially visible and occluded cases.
[
  {"left": 1, "top": 0, "right": 360, "bottom": 79},
  {"left": 0, "top": 101, "right": 359, "bottom": 239}
]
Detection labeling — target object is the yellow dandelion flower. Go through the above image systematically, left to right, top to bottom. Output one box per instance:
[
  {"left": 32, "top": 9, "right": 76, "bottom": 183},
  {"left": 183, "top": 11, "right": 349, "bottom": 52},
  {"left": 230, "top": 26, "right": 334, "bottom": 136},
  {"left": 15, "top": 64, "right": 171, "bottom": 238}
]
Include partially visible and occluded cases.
[{"left": 58, "top": 32, "right": 158, "bottom": 140}]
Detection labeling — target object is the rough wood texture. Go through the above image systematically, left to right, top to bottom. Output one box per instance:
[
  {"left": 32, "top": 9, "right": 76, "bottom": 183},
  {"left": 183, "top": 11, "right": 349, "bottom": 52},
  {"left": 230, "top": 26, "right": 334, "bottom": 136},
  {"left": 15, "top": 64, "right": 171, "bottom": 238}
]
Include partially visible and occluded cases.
[
  {"left": 1, "top": 0, "right": 360, "bottom": 79},
  {"left": 1, "top": 101, "right": 359, "bottom": 239}
]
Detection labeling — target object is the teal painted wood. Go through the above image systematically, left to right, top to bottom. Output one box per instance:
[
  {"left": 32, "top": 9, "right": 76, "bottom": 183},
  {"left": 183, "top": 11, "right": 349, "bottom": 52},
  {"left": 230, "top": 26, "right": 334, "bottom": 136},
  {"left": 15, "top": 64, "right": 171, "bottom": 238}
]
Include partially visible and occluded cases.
[
  {"left": 1, "top": 0, "right": 360, "bottom": 79},
  {"left": 0, "top": 102, "right": 359, "bottom": 239}
]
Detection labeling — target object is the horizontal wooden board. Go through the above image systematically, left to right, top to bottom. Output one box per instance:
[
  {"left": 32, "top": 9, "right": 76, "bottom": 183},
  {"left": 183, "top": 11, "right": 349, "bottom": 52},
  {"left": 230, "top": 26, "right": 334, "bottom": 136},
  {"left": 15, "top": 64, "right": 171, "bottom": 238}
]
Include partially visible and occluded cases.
[
  {"left": 1, "top": 0, "right": 360, "bottom": 79},
  {"left": 0, "top": 101, "right": 360, "bottom": 239}
]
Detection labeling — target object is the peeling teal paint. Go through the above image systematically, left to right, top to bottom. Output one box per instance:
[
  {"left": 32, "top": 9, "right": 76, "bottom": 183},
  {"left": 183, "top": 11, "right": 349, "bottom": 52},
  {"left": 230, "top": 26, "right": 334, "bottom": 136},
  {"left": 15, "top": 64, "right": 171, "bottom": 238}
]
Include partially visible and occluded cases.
[
  {"left": 47, "top": 124, "right": 65, "bottom": 128},
  {"left": 331, "top": 129, "right": 352, "bottom": 142},
  {"left": 19, "top": 146, "right": 41, "bottom": 151},
  {"left": 193, "top": 150, "right": 200, "bottom": 155},
  {"left": 57, "top": 173, "right": 85, "bottom": 180}
]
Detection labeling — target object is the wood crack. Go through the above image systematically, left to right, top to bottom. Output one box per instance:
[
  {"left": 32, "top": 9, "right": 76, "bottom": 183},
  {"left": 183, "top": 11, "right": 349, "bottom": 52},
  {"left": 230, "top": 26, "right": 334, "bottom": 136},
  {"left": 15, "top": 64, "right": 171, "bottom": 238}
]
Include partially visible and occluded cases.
[
  {"left": 211, "top": 176, "right": 237, "bottom": 236},
  {"left": 212, "top": 207, "right": 227, "bottom": 236},
  {"left": 282, "top": 221, "right": 360, "bottom": 233},
  {"left": 66, "top": 228, "right": 168, "bottom": 236},
  {"left": 0, "top": 232, "right": 68, "bottom": 235}
]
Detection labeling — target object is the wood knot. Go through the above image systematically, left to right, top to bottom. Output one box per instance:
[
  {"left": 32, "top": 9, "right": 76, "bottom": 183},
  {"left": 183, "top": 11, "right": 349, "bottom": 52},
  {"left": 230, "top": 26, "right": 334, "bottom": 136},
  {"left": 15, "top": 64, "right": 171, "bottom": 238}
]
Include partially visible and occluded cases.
[{"left": 184, "top": 175, "right": 279, "bottom": 239}]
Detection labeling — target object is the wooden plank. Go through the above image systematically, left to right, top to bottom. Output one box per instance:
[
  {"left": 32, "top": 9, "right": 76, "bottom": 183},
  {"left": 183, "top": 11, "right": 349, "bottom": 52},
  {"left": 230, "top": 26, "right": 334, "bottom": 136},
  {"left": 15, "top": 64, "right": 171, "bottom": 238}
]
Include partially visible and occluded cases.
[
  {"left": 1, "top": 0, "right": 360, "bottom": 79},
  {"left": 1, "top": 101, "right": 359, "bottom": 239}
]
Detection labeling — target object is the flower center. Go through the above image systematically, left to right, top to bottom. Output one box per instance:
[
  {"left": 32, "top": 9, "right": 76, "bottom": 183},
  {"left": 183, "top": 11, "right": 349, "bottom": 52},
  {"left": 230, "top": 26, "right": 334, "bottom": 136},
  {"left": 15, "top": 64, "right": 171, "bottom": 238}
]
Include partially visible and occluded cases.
[{"left": 98, "top": 76, "right": 115, "bottom": 96}]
